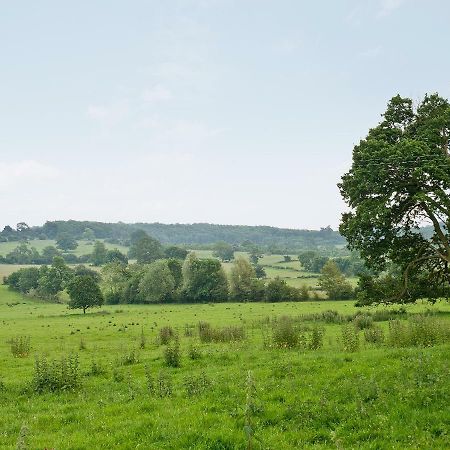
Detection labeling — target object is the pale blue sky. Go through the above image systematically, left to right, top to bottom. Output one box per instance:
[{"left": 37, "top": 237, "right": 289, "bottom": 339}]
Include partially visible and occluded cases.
[{"left": 1, "top": 0, "right": 449, "bottom": 230}]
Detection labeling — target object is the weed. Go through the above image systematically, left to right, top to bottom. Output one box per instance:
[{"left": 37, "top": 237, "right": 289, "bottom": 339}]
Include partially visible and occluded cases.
[
  {"left": 272, "top": 317, "right": 298, "bottom": 348},
  {"left": 341, "top": 324, "right": 359, "bottom": 352},
  {"left": 364, "top": 325, "right": 385, "bottom": 345},
  {"left": 159, "top": 326, "right": 175, "bottom": 345},
  {"left": 309, "top": 326, "right": 324, "bottom": 350},
  {"left": 139, "top": 327, "right": 146, "bottom": 349},
  {"left": 10, "top": 336, "right": 31, "bottom": 358},
  {"left": 79, "top": 337, "right": 87, "bottom": 351},
  {"left": 164, "top": 338, "right": 181, "bottom": 367},
  {"left": 188, "top": 343, "right": 202, "bottom": 360},
  {"left": 32, "top": 354, "right": 80, "bottom": 393},
  {"left": 183, "top": 371, "right": 211, "bottom": 396}
]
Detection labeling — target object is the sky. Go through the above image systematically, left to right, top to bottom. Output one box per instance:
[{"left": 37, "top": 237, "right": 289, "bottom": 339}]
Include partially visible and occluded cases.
[{"left": 1, "top": 0, "right": 449, "bottom": 231}]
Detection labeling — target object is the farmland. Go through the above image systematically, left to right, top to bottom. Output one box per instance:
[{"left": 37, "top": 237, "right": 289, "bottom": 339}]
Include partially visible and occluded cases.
[{"left": 0, "top": 283, "right": 449, "bottom": 449}]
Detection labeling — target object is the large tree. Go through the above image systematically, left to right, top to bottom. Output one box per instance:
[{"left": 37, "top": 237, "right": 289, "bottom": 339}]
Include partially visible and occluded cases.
[{"left": 339, "top": 93, "right": 450, "bottom": 303}]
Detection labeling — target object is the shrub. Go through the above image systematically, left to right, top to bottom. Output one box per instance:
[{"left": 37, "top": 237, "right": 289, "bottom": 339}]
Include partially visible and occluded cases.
[
  {"left": 353, "top": 314, "right": 373, "bottom": 330},
  {"left": 387, "top": 316, "right": 449, "bottom": 348},
  {"left": 272, "top": 317, "right": 299, "bottom": 348},
  {"left": 198, "top": 322, "right": 245, "bottom": 343},
  {"left": 341, "top": 324, "right": 359, "bottom": 352},
  {"left": 364, "top": 325, "right": 385, "bottom": 345},
  {"left": 159, "top": 326, "right": 175, "bottom": 345},
  {"left": 309, "top": 326, "right": 324, "bottom": 350},
  {"left": 10, "top": 336, "right": 31, "bottom": 358},
  {"left": 164, "top": 339, "right": 181, "bottom": 368},
  {"left": 188, "top": 344, "right": 202, "bottom": 360},
  {"left": 118, "top": 349, "right": 139, "bottom": 366},
  {"left": 32, "top": 354, "right": 80, "bottom": 393},
  {"left": 88, "top": 358, "right": 106, "bottom": 376},
  {"left": 156, "top": 370, "right": 173, "bottom": 397},
  {"left": 183, "top": 372, "right": 211, "bottom": 396}
]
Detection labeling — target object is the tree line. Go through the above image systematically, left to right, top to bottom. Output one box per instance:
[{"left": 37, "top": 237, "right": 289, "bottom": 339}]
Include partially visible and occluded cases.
[{"left": 0, "top": 220, "right": 345, "bottom": 253}]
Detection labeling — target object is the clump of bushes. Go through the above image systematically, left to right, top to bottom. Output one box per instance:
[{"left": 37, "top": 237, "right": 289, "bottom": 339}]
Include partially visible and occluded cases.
[
  {"left": 387, "top": 316, "right": 449, "bottom": 348},
  {"left": 198, "top": 322, "right": 245, "bottom": 343},
  {"left": 10, "top": 336, "right": 31, "bottom": 358},
  {"left": 188, "top": 344, "right": 202, "bottom": 360},
  {"left": 32, "top": 354, "right": 80, "bottom": 393}
]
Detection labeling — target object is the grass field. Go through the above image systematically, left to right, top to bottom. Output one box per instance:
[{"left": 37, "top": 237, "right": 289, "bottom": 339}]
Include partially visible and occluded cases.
[{"left": 0, "top": 285, "right": 449, "bottom": 449}]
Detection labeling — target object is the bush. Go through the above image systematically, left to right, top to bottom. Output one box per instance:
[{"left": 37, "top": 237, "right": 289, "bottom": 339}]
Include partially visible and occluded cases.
[
  {"left": 353, "top": 314, "right": 373, "bottom": 330},
  {"left": 387, "top": 316, "right": 449, "bottom": 348},
  {"left": 272, "top": 317, "right": 299, "bottom": 348},
  {"left": 198, "top": 322, "right": 245, "bottom": 343},
  {"left": 341, "top": 324, "right": 359, "bottom": 352},
  {"left": 364, "top": 325, "right": 385, "bottom": 345},
  {"left": 159, "top": 326, "right": 175, "bottom": 345},
  {"left": 309, "top": 326, "right": 324, "bottom": 350},
  {"left": 10, "top": 336, "right": 31, "bottom": 358},
  {"left": 164, "top": 339, "right": 181, "bottom": 368},
  {"left": 188, "top": 344, "right": 202, "bottom": 360},
  {"left": 118, "top": 349, "right": 139, "bottom": 366},
  {"left": 32, "top": 354, "right": 80, "bottom": 393},
  {"left": 183, "top": 372, "right": 211, "bottom": 396}
]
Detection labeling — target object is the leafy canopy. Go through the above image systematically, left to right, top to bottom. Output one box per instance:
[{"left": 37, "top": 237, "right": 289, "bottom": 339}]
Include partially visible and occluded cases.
[{"left": 339, "top": 93, "right": 450, "bottom": 303}]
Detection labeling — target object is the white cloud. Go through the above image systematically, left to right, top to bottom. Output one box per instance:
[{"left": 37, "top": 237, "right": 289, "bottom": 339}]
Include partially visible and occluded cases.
[
  {"left": 378, "top": 0, "right": 409, "bottom": 17},
  {"left": 273, "top": 35, "right": 303, "bottom": 54},
  {"left": 359, "top": 45, "right": 383, "bottom": 58},
  {"left": 142, "top": 84, "right": 173, "bottom": 102},
  {"left": 86, "top": 103, "right": 129, "bottom": 124},
  {"left": 0, "top": 160, "right": 60, "bottom": 190}
]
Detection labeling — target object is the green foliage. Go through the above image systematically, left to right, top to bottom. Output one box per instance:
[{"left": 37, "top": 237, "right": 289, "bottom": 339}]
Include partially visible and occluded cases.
[
  {"left": 339, "top": 93, "right": 450, "bottom": 303},
  {"left": 56, "top": 234, "right": 78, "bottom": 251},
  {"left": 128, "top": 234, "right": 163, "bottom": 264},
  {"left": 90, "top": 241, "right": 107, "bottom": 266},
  {"left": 212, "top": 241, "right": 234, "bottom": 261},
  {"left": 164, "top": 246, "right": 188, "bottom": 260},
  {"left": 182, "top": 254, "right": 229, "bottom": 302},
  {"left": 229, "top": 256, "right": 264, "bottom": 302},
  {"left": 139, "top": 260, "right": 176, "bottom": 303},
  {"left": 318, "top": 260, "right": 353, "bottom": 300},
  {"left": 67, "top": 275, "right": 104, "bottom": 314},
  {"left": 264, "top": 277, "right": 301, "bottom": 302},
  {"left": 198, "top": 322, "right": 245, "bottom": 343},
  {"left": 341, "top": 324, "right": 359, "bottom": 352},
  {"left": 364, "top": 325, "right": 385, "bottom": 345},
  {"left": 159, "top": 326, "right": 175, "bottom": 345},
  {"left": 10, "top": 336, "right": 31, "bottom": 358},
  {"left": 164, "top": 338, "right": 181, "bottom": 367},
  {"left": 32, "top": 354, "right": 80, "bottom": 393}
]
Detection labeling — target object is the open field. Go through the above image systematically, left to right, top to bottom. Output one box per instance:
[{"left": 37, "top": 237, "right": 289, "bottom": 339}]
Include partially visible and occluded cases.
[{"left": 0, "top": 285, "right": 449, "bottom": 449}]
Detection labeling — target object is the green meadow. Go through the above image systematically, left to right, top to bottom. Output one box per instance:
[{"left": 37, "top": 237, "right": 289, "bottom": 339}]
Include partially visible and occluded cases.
[{"left": 0, "top": 283, "right": 449, "bottom": 449}]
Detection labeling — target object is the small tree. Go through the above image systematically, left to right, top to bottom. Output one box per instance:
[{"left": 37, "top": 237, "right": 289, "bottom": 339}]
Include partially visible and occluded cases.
[
  {"left": 56, "top": 234, "right": 78, "bottom": 251},
  {"left": 129, "top": 236, "right": 163, "bottom": 264},
  {"left": 90, "top": 241, "right": 108, "bottom": 266},
  {"left": 212, "top": 242, "right": 234, "bottom": 261},
  {"left": 230, "top": 256, "right": 263, "bottom": 301},
  {"left": 139, "top": 260, "right": 176, "bottom": 303},
  {"left": 318, "top": 260, "right": 353, "bottom": 300},
  {"left": 67, "top": 275, "right": 104, "bottom": 314}
]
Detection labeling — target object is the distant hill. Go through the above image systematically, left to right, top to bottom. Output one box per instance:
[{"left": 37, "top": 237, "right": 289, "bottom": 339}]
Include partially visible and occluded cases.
[{"left": 0, "top": 220, "right": 346, "bottom": 252}]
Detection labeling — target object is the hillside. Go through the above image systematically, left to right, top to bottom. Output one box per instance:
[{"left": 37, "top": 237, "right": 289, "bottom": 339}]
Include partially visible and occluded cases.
[{"left": 1, "top": 221, "right": 345, "bottom": 251}]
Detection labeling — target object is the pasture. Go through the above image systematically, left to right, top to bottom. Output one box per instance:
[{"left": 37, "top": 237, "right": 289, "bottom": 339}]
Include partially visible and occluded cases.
[{"left": 0, "top": 285, "right": 449, "bottom": 449}]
